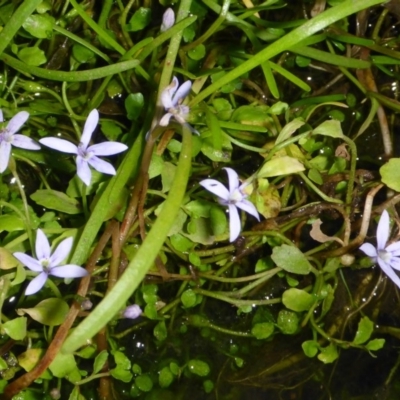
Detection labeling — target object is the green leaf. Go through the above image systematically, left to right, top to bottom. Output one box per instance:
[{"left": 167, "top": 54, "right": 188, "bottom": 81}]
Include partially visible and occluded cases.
[
  {"left": 125, "top": 8, "right": 152, "bottom": 32},
  {"left": 23, "top": 14, "right": 54, "bottom": 38},
  {"left": 72, "top": 44, "right": 95, "bottom": 63},
  {"left": 188, "top": 44, "right": 206, "bottom": 60},
  {"left": 18, "top": 47, "right": 47, "bottom": 66},
  {"left": 125, "top": 93, "right": 144, "bottom": 121},
  {"left": 275, "top": 118, "right": 305, "bottom": 144},
  {"left": 313, "top": 119, "right": 344, "bottom": 138},
  {"left": 258, "top": 156, "right": 305, "bottom": 178},
  {"left": 380, "top": 158, "right": 400, "bottom": 192},
  {"left": 31, "top": 189, "right": 82, "bottom": 214},
  {"left": 209, "top": 206, "right": 227, "bottom": 236},
  {"left": 0, "top": 214, "right": 24, "bottom": 233},
  {"left": 271, "top": 244, "right": 312, "bottom": 274},
  {"left": 0, "top": 247, "right": 19, "bottom": 269},
  {"left": 282, "top": 288, "right": 314, "bottom": 312},
  {"left": 181, "top": 289, "right": 197, "bottom": 308},
  {"left": 17, "top": 298, "right": 69, "bottom": 326},
  {"left": 277, "top": 310, "right": 299, "bottom": 334},
  {"left": 353, "top": 316, "right": 374, "bottom": 345},
  {"left": 2, "top": 317, "right": 27, "bottom": 340},
  {"left": 154, "top": 321, "right": 168, "bottom": 341},
  {"left": 251, "top": 322, "right": 274, "bottom": 339},
  {"left": 366, "top": 338, "right": 385, "bottom": 351},
  {"left": 302, "top": 340, "right": 319, "bottom": 357},
  {"left": 317, "top": 343, "right": 338, "bottom": 364},
  {"left": 18, "top": 348, "right": 44, "bottom": 372},
  {"left": 93, "top": 350, "right": 108, "bottom": 374},
  {"left": 113, "top": 350, "right": 131, "bottom": 369},
  {"left": 49, "top": 352, "right": 77, "bottom": 377},
  {"left": 187, "top": 359, "right": 210, "bottom": 377},
  {"left": 111, "top": 366, "right": 133, "bottom": 382},
  {"left": 159, "top": 366, "right": 174, "bottom": 388},
  {"left": 135, "top": 374, "right": 153, "bottom": 392}
]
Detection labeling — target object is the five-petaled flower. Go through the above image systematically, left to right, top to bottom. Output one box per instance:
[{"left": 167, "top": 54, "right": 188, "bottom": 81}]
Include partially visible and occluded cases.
[
  {"left": 160, "top": 76, "right": 198, "bottom": 133},
  {"left": 40, "top": 109, "right": 128, "bottom": 186},
  {"left": 0, "top": 110, "right": 40, "bottom": 173},
  {"left": 200, "top": 167, "right": 260, "bottom": 242},
  {"left": 360, "top": 209, "right": 400, "bottom": 289},
  {"left": 13, "top": 229, "right": 88, "bottom": 295}
]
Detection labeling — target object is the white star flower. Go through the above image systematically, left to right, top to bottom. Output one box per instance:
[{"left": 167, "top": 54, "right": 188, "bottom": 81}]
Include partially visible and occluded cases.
[
  {"left": 160, "top": 77, "right": 198, "bottom": 134},
  {"left": 39, "top": 109, "right": 128, "bottom": 186},
  {"left": 0, "top": 110, "right": 40, "bottom": 173},
  {"left": 200, "top": 167, "right": 260, "bottom": 242},
  {"left": 360, "top": 209, "right": 400, "bottom": 289},
  {"left": 13, "top": 229, "right": 88, "bottom": 295}
]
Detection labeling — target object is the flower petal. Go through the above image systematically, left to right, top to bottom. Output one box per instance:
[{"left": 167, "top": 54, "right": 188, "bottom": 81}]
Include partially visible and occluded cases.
[
  {"left": 161, "top": 77, "right": 179, "bottom": 109},
  {"left": 172, "top": 80, "right": 191, "bottom": 106},
  {"left": 0, "top": 109, "right": 3, "bottom": 123},
  {"left": 81, "top": 109, "right": 99, "bottom": 148},
  {"left": 7, "top": 111, "right": 29, "bottom": 134},
  {"left": 159, "top": 112, "right": 173, "bottom": 127},
  {"left": 12, "top": 134, "right": 40, "bottom": 150},
  {"left": 40, "top": 137, "right": 78, "bottom": 154},
  {"left": 0, "top": 141, "right": 11, "bottom": 173},
  {"left": 88, "top": 142, "right": 127, "bottom": 156},
  {"left": 76, "top": 156, "right": 92, "bottom": 186},
  {"left": 87, "top": 156, "right": 116, "bottom": 175},
  {"left": 223, "top": 168, "right": 240, "bottom": 194},
  {"left": 199, "top": 179, "right": 230, "bottom": 201},
  {"left": 236, "top": 199, "right": 260, "bottom": 221},
  {"left": 228, "top": 204, "right": 241, "bottom": 242},
  {"left": 377, "top": 210, "right": 390, "bottom": 250},
  {"left": 35, "top": 229, "right": 51, "bottom": 260},
  {"left": 50, "top": 237, "right": 73, "bottom": 266},
  {"left": 385, "top": 241, "right": 400, "bottom": 255},
  {"left": 359, "top": 243, "right": 378, "bottom": 258},
  {"left": 13, "top": 252, "right": 43, "bottom": 272},
  {"left": 389, "top": 257, "right": 400, "bottom": 271},
  {"left": 377, "top": 258, "right": 400, "bottom": 289},
  {"left": 50, "top": 265, "right": 88, "bottom": 278},
  {"left": 25, "top": 272, "right": 48, "bottom": 295}
]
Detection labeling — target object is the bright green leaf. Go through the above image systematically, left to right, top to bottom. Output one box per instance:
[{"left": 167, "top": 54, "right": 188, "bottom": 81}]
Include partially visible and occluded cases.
[
  {"left": 23, "top": 14, "right": 54, "bottom": 38},
  {"left": 258, "top": 156, "right": 305, "bottom": 178},
  {"left": 31, "top": 190, "right": 82, "bottom": 214},
  {"left": 271, "top": 244, "right": 312, "bottom": 275},
  {"left": 282, "top": 288, "right": 314, "bottom": 312},
  {"left": 17, "top": 298, "right": 69, "bottom": 326},
  {"left": 353, "top": 316, "right": 374, "bottom": 345},
  {"left": 3, "top": 317, "right": 27, "bottom": 340},
  {"left": 251, "top": 322, "right": 274, "bottom": 339},
  {"left": 187, "top": 359, "right": 210, "bottom": 376}
]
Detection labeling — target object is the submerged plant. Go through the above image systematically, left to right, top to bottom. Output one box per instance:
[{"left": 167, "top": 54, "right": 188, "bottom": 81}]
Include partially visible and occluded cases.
[
  {"left": 40, "top": 109, "right": 127, "bottom": 186},
  {"left": 0, "top": 110, "right": 40, "bottom": 173},
  {"left": 200, "top": 168, "right": 260, "bottom": 242},
  {"left": 360, "top": 210, "right": 400, "bottom": 289},
  {"left": 13, "top": 229, "right": 88, "bottom": 295}
]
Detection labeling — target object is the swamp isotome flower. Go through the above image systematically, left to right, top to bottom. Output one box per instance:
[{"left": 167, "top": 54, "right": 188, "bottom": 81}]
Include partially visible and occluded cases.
[
  {"left": 160, "top": 76, "right": 198, "bottom": 133},
  {"left": 0, "top": 109, "right": 40, "bottom": 173},
  {"left": 39, "top": 109, "right": 128, "bottom": 186},
  {"left": 200, "top": 167, "right": 260, "bottom": 242},
  {"left": 360, "top": 209, "right": 400, "bottom": 289},
  {"left": 13, "top": 229, "right": 88, "bottom": 295}
]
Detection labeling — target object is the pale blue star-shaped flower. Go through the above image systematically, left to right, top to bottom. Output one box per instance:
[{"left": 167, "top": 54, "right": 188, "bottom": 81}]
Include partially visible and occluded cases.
[
  {"left": 160, "top": 77, "right": 198, "bottom": 134},
  {"left": 0, "top": 109, "right": 40, "bottom": 173},
  {"left": 39, "top": 109, "right": 128, "bottom": 186},
  {"left": 200, "top": 167, "right": 260, "bottom": 242},
  {"left": 360, "top": 209, "right": 400, "bottom": 289},
  {"left": 13, "top": 229, "right": 88, "bottom": 295}
]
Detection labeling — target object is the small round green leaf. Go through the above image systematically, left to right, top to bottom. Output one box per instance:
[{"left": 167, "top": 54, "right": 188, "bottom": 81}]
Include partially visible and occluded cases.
[
  {"left": 23, "top": 14, "right": 54, "bottom": 38},
  {"left": 18, "top": 47, "right": 47, "bottom": 66},
  {"left": 381, "top": 158, "right": 400, "bottom": 192},
  {"left": 271, "top": 244, "right": 312, "bottom": 275},
  {"left": 282, "top": 288, "right": 314, "bottom": 312},
  {"left": 181, "top": 289, "right": 197, "bottom": 308},
  {"left": 277, "top": 310, "right": 299, "bottom": 334},
  {"left": 353, "top": 316, "right": 373, "bottom": 345},
  {"left": 251, "top": 322, "right": 274, "bottom": 339},
  {"left": 302, "top": 340, "right": 319, "bottom": 357},
  {"left": 187, "top": 359, "right": 210, "bottom": 376},
  {"left": 159, "top": 366, "right": 174, "bottom": 388},
  {"left": 135, "top": 374, "right": 153, "bottom": 392}
]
